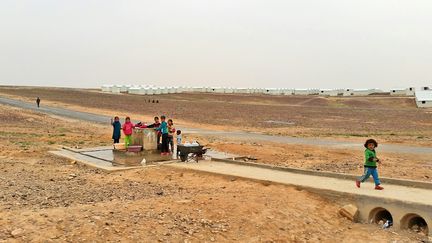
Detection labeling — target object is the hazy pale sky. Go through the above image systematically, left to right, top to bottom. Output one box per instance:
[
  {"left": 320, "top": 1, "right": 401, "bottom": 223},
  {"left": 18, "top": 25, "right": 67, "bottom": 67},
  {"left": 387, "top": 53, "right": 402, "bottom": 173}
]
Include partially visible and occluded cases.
[{"left": 0, "top": 0, "right": 431, "bottom": 89}]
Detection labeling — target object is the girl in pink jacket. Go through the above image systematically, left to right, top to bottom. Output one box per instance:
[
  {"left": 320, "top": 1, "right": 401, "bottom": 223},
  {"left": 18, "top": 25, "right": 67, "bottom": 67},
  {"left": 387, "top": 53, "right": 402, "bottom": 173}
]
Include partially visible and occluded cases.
[{"left": 122, "top": 117, "right": 135, "bottom": 148}]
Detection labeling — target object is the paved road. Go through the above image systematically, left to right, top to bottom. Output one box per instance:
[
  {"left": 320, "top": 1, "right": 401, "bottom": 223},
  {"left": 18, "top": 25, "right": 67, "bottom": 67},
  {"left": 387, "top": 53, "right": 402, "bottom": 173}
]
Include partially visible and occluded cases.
[{"left": 1, "top": 96, "right": 431, "bottom": 155}]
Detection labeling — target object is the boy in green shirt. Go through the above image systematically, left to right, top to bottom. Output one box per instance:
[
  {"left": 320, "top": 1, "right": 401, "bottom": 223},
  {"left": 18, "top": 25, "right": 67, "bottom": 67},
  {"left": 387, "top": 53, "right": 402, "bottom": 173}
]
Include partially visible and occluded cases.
[{"left": 356, "top": 139, "right": 384, "bottom": 190}]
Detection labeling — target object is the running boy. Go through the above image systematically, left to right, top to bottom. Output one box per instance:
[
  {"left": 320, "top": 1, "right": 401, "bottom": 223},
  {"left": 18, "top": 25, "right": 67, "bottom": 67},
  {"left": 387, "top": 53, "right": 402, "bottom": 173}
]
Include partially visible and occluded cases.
[
  {"left": 156, "top": 115, "right": 169, "bottom": 155},
  {"left": 111, "top": 116, "right": 121, "bottom": 143},
  {"left": 122, "top": 117, "right": 135, "bottom": 148},
  {"left": 356, "top": 139, "right": 384, "bottom": 190}
]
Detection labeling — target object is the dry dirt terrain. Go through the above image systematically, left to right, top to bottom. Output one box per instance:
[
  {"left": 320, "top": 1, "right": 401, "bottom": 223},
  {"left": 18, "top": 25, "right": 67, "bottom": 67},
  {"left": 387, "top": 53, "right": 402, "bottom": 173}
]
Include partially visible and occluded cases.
[
  {"left": 0, "top": 86, "right": 431, "bottom": 147},
  {"left": 0, "top": 105, "right": 429, "bottom": 242}
]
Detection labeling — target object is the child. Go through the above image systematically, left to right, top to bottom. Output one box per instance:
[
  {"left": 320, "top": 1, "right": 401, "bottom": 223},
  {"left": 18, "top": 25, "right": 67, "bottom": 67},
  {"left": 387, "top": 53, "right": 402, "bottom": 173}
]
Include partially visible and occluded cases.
[
  {"left": 156, "top": 115, "right": 169, "bottom": 155},
  {"left": 110, "top": 116, "right": 121, "bottom": 144},
  {"left": 147, "top": 116, "right": 161, "bottom": 146},
  {"left": 122, "top": 117, "right": 135, "bottom": 148},
  {"left": 167, "top": 119, "right": 176, "bottom": 153},
  {"left": 176, "top": 130, "right": 182, "bottom": 158},
  {"left": 176, "top": 130, "right": 182, "bottom": 145},
  {"left": 356, "top": 139, "right": 384, "bottom": 190}
]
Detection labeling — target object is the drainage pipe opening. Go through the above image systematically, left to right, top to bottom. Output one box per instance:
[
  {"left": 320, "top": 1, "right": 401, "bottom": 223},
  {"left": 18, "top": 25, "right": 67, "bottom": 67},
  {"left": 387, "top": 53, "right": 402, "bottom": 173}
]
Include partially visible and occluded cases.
[
  {"left": 369, "top": 207, "right": 393, "bottom": 225},
  {"left": 401, "top": 214, "right": 429, "bottom": 235}
]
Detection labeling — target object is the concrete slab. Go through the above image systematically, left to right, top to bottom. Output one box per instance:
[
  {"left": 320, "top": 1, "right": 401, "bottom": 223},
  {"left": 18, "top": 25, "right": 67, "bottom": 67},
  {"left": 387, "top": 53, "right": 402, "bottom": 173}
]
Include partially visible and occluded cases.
[
  {"left": 49, "top": 149, "right": 177, "bottom": 172},
  {"left": 49, "top": 150, "right": 141, "bottom": 172}
]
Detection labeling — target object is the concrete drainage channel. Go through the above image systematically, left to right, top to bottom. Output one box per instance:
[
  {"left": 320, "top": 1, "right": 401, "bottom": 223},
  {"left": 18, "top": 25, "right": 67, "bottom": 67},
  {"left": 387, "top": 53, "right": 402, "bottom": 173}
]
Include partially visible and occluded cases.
[{"left": 201, "top": 158, "right": 432, "bottom": 236}]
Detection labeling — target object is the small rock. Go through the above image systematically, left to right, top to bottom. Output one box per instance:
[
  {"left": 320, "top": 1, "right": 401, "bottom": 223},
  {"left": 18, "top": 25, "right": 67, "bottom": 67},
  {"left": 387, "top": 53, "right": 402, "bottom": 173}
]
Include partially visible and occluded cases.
[
  {"left": 339, "top": 204, "right": 359, "bottom": 222},
  {"left": 11, "top": 228, "right": 24, "bottom": 237}
]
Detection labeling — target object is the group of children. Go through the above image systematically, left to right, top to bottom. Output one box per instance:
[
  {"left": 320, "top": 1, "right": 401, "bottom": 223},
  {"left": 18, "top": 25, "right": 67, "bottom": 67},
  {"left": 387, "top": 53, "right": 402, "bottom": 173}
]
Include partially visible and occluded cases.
[{"left": 110, "top": 115, "right": 182, "bottom": 156}]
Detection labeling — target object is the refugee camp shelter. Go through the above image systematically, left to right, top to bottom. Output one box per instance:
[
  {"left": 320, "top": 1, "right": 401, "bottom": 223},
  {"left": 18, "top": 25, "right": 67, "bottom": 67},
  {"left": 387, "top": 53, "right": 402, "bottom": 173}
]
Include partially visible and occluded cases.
[
  {"left": 101, "top": 85, "right": 113, "bottom": 92},
  {"left": 111, "top": 85, "right": 121, "bottom": 94},
  {"left": 120, "top": 85, "right": 131, "bottom": 93},
  {"left": 128, "top": 87, "right": 142, "bottom": 95},
  {"left": 213, "top": 87, "right": 225, "bottom": 93},
  {"left": 406, "top": 87, "right": 415, "bottom": 96},
  {"left": 224, "top": 88, "right": 234, "bottom": 94},
  {"left": 267, "top": 88, "right": 283, "bottom": 95},
  {"left": 390, "top": 88, "right": 408, "bottom": 96},
  {"left": 282, "top": 89, "right": 294, "bottom": 95},
  {"left": 294, "top": 89, "right": 309, "bottom": 95},
  {"left": 308, "top": 89, "right": 320, "bottom": 95},
  {"left": 319, "top": 89, "right": 340, "bottom": 96},
  {"left": 351, "top": 89, "right": 375, "bottom": 96},
  {"left": 415, "top": 90, "right": 432, "bottom": 108}
]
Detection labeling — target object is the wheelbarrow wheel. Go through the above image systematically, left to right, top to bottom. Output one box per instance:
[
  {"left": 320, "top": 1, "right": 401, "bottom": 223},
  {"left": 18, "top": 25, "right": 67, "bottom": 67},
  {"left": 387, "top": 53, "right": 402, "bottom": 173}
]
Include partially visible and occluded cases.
[{"left": 180, "top": 154, "right": 188, "bottom": 162}]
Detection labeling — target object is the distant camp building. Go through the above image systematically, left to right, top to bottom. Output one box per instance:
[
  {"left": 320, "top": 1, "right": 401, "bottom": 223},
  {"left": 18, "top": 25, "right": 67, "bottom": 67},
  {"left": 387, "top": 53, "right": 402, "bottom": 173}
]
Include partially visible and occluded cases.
[
  {"left": 406, "top": 87, "right": 415, "bottom": 96},
  {"left": 390, "top": 88, "right": 408, "bottom": 96},
  {"left": 415, "top": 90, "right": 432, "bottom": 108}
]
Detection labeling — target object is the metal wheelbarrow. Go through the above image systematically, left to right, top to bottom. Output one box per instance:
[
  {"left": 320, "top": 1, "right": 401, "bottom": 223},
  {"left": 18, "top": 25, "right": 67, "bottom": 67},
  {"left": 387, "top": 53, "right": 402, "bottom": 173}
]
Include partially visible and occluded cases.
[{"left": 177, "top": 144, "right": 207, "bottom": 162}]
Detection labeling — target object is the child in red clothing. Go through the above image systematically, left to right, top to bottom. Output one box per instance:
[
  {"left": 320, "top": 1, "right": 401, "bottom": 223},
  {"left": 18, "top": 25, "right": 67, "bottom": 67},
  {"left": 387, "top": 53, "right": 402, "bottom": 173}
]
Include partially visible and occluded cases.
[{"left": 122, "top": 117, "right": 134, "bottom": 148}]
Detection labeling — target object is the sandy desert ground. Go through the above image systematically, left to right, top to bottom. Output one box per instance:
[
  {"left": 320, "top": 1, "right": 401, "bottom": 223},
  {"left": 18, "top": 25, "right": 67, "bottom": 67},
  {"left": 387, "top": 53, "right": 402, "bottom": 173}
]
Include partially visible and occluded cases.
[
  {"left": 0, "top": 87, "right": 431, "bottom": 242},
  {"left": 1, "top": 105, "right": 429, "bottom": 242}
]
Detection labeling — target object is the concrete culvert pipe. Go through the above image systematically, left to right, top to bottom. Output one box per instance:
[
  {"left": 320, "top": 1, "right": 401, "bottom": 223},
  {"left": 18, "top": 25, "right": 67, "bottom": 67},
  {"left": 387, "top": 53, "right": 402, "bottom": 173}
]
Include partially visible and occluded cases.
[
  {"left": 369, "top": 207, "right": 393, "bottom": 225},
  {"left": 400, "top": 214, "right": 429, "bottom": 235}
]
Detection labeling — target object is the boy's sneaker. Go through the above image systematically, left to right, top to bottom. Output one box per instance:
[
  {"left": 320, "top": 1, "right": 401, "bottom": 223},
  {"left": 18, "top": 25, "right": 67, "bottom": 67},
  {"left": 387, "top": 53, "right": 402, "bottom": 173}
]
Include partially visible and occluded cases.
[
  {"left": 355, "top": 180, "right": 360, "bottom": 188},
  {"left": 375, "top": 185, "right": 384, "bottom": 190}
]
